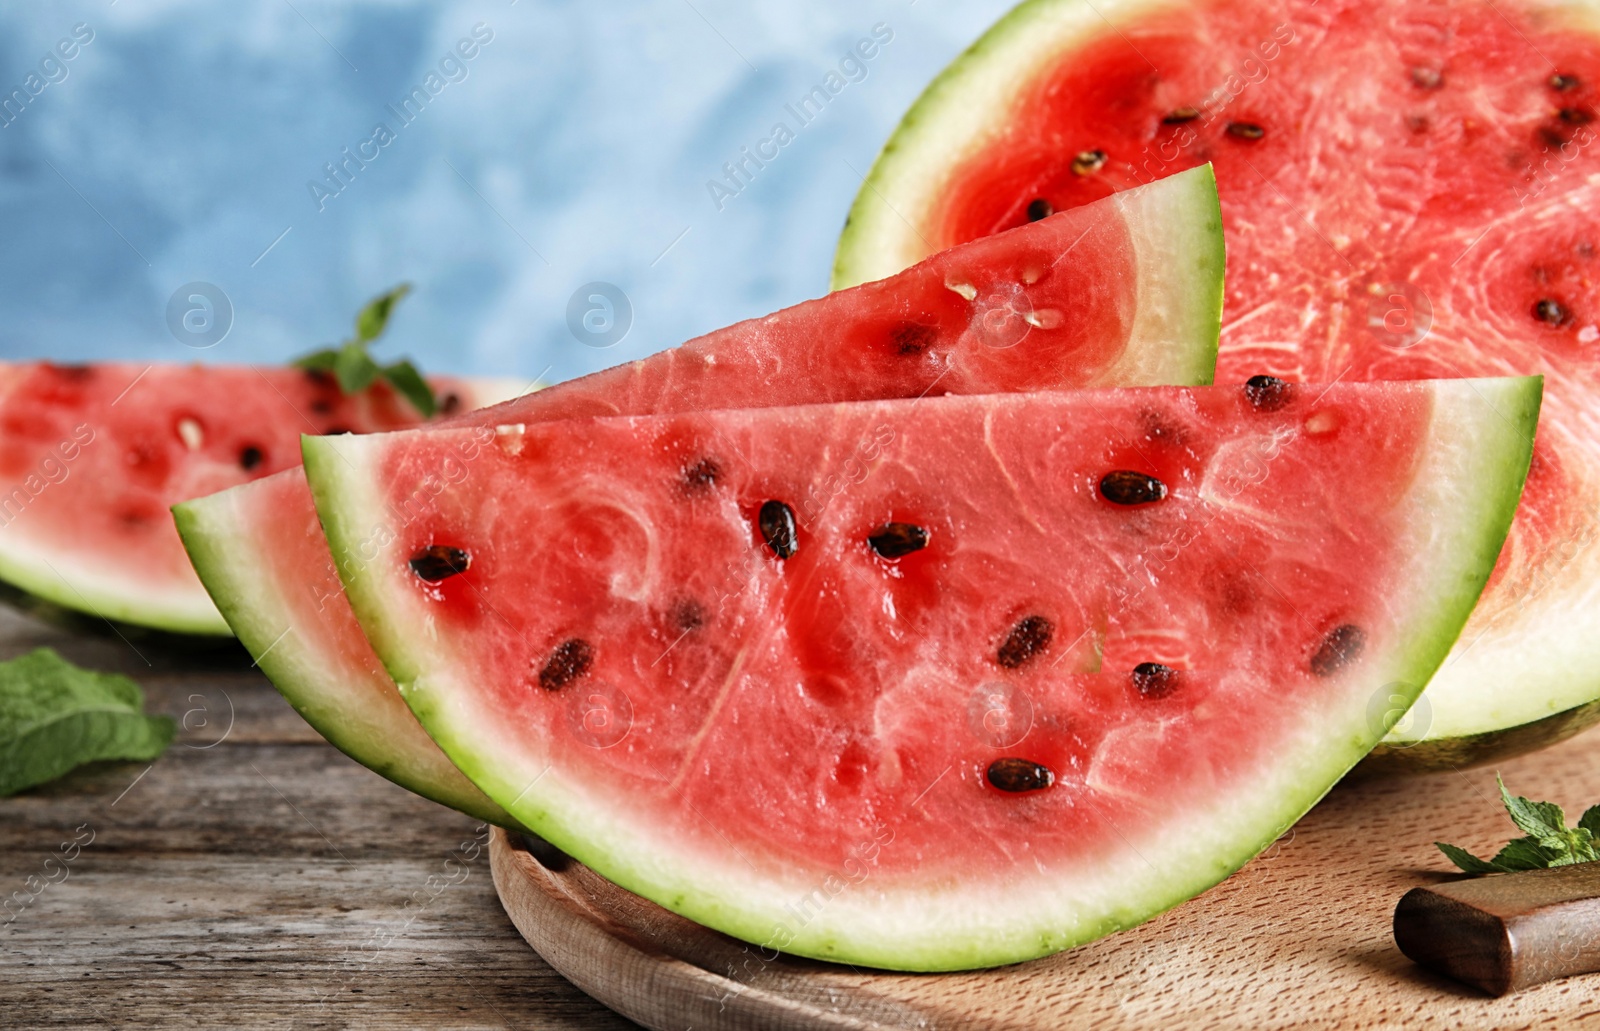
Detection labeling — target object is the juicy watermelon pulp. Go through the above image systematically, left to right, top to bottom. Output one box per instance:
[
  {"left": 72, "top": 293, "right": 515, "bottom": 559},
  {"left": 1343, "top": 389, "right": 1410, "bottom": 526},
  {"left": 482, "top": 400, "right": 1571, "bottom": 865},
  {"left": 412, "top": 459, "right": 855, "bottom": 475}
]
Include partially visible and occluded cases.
[
  {"left": 833, "top": 0, "right": 1600, "bottom": 764},
  {"left": 176, "top": 167, "right": 1224, "bottom": 827},
  {"left": 0, "top": 363, "right": 511, "bottom": 636},
  {"left": 304, "top": 377, "right": 1537, "bottom": 970}
]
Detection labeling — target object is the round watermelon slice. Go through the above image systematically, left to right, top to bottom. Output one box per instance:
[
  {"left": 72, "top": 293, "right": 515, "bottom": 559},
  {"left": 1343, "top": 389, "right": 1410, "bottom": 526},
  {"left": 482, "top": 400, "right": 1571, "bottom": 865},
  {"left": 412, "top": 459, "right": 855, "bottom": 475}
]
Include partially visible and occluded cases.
[
  {"left": 832, "top": 0, "right": 1600, "bottom": 769},
  {"left": 176, "top": 168, "right": 1225, "bottom": 827},
  {"left": 0, "top": 363, "right": 515, "bottom": 636},
  {"left": 302, "top": 376, "right": 1538, "bottom": 970}
]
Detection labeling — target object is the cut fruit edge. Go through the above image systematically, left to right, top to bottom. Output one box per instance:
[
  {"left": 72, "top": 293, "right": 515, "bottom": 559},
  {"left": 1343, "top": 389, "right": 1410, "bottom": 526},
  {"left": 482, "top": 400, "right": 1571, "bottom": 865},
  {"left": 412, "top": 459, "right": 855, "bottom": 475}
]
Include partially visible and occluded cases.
[
  {"left": 829, "top": 0, "right": 1600, "bottom": 764},
  {"left": 173, "top": 166, "right": 1224, "bottom": 824},
  {"left": 0, "top": 372, "right": 529, "bottom": 638},
  {"left": 303, "top": 377, "right": 1540, "bottom": 970},
  {"left": 174, "top": 475, "right": 524, "bottom": 830}
]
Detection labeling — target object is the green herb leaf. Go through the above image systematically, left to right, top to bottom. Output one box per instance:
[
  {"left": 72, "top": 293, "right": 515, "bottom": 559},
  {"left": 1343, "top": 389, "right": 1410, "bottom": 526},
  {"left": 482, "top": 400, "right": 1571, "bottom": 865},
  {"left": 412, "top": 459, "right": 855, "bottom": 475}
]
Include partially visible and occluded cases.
[
  {"left": 355, "top": 282, "right": 411, "bottom": 344},
  {"left": 288, "top": 283, "right": 437, "bottom": 416},
  {"left": 333, "top": 341, "right": 380, "bottom": 395},
  {"left": 292, "top": 348, "right": 340, "bottom": 372},
  {"left": 380, "top": 359, "right": 436, "bottom": 418},
  {"left": 0, "top": 649, "right": 173, "bottom": 796},
  {"left": 1499, "top": 775, "right": 1567, "bottom": 838},
  {"left": 1437, "top": 776, "right": 1600, "bottom": 874},
  {"left": 1490, "top": 837, "right": 1563, "bottom": 871},
  {"left": 1435, "top": 842, "right": 1499, "bottom": 874}
]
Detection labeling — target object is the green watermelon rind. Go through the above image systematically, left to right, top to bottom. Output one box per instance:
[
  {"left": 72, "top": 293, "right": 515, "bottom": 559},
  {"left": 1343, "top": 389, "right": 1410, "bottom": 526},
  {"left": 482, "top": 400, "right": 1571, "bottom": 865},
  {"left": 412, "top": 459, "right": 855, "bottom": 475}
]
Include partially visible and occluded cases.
[
  {"left": 829, "top": 0, "right": 1594, "bottom": 768},
  {"left": 832, "top": 0, "right": 1174, "bottom": 292},
  {"left": 842, "top": 157, "right": 1225, "bottom": 391},
  {"left": 304, "top": 377, "right": 1538, "bottom": 971},
  {"left": 173, "top": 485, "right": 525, "bottom": 830},
  {"left": 0, "top": 539, "right": 232, "bottom": 636}
]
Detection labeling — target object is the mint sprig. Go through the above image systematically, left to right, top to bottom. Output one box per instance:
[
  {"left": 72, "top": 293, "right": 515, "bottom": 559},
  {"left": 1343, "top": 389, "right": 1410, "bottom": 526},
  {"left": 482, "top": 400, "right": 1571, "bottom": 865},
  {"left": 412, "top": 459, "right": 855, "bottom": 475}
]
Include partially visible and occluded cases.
[
  {"left": 294, "top": 283, "right": 437, "bottom": 416},
  {"left": 0, "top": 648, "right": 174, "bottom": 796},
  {"left": 1437, "top": 776, "right": 1600, "bottom": 873}
]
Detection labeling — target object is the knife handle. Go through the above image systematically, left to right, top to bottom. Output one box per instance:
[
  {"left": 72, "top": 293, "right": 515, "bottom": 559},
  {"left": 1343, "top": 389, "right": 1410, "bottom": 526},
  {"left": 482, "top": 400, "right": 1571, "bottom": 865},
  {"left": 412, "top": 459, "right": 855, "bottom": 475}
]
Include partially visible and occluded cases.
[{"left": 1394, "top": 862, "right": 1600, "bottom": 995}]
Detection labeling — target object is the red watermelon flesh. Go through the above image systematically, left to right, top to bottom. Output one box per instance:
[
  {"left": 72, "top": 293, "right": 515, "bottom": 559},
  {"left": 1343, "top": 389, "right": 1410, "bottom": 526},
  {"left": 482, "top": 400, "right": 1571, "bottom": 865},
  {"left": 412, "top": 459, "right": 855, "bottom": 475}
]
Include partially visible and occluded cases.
[
  {"left": 833, "top": 0, "right": 1600, "bottom": 754},
  {"left": 176, "top": 168, "right": 1224, "bottom": 825},
  {"left": 0, "top": 363, "right": 510, "bottom": 635},
  {"left": 303, "top": 377, "right": 1537, "bottom": 969}
]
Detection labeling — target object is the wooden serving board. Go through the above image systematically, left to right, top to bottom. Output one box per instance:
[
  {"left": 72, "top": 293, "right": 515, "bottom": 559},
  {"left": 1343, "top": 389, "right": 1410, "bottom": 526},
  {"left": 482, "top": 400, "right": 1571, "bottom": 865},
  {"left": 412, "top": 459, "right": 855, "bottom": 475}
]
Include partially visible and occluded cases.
[{"left": 491, "top": 730, "right": 1600, "bottom": 1030}]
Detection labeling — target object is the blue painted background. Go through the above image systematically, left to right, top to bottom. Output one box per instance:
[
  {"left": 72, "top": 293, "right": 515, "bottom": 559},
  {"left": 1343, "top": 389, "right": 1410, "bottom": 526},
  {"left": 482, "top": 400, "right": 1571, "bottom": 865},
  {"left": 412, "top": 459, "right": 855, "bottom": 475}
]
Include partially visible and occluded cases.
[{"left": 0, "top": 1, "right": 1008, "bottom": 387}]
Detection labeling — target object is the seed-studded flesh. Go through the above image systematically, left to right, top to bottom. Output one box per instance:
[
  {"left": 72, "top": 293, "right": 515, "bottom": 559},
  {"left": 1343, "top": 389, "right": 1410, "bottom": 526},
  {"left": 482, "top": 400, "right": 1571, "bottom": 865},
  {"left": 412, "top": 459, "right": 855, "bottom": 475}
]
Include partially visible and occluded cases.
[
  {"left": 913, "top": 0, "right": 1600, "bottom": 743},
  {"left": 313, "top": 381, "right": 1458, "bottom": 885}
]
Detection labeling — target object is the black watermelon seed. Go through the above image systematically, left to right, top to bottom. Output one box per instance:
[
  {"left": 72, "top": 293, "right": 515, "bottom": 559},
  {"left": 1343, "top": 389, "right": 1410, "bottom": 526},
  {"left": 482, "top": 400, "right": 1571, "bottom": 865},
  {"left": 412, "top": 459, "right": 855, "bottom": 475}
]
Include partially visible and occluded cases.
[
  {"left": 1409, "top": 67, "right": 1443, "bottom": 89},
  {"left": 1552, "top": 73, "right": 1581, "bottom": 91},
  {"left": 1163, "top": 106, "right": 1201, "bottom": 124},
  {"left": 1560, "top": 107, "right": 1594, "bottom": 125},
  {"left": 1227, "top": 121, "right": 1266, "bottom": 140},
  {"left": 1071, "top": 149, "right": 1108, "bottom": 175},
  {"left": 1026, "top": 198, "right": 1054, "bottom": 222},
  {"left": 1534, "top": 298, "right": 1571, "bottom": 326},
  {"left": 890, "top": 321, "right": 939, "bottom": 355},
  {"left": 51, "top": 363, "right": 94, "bottom": 381},
  {"left": 1244, "top": 374, "right": 1293, "bottom": 412},
  {"left": 439, "top": 392, "right": 462, "bottom": 415},
  {"left": 310, "top": 399, "right": 335, "bottom": 415},
  {"left": 325, "top": 426, "right": 352, "bottom": 436},
  {"left": 239, "top": 445, "right": 265, "bottom": 471},
  {"left": 681, "top": 457, "right": 722, "bottom": 494},
  {"left": 1099, "top": 470, "right": 1167, "bottom": 506},
  {"left": 758, "top": 500, "right": 798, "bottom": 559},
  {"left": 867, "top": 522, "right": 929, "bottom": 559},
  {"left": 409, "top": 545, "right": 471, "bottom": 582},
  {"left": 673, "top": 600, "right": 705, "bottom": 633},
  {"left": 996, "top": 615, "right": 1053, "bottom": 669},
  {"left": 1310, "top": 624, "right": 1366, "bottom": 677},
  {"left": 539, "top": 638, "right": 594, "bottom": 692},
  {"left": 1131, "top": 662, "right": 1179, "bottom": 698},
  {"left": 986, "top": 758, "right": 1055, "bottom": 793}
]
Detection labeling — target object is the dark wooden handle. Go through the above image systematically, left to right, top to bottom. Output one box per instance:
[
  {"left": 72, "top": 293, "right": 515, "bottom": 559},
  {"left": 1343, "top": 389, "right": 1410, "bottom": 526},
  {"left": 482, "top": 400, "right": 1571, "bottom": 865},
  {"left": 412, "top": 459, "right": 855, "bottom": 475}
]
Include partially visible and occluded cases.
[{"left": 1394, "top": 862, "right": 1600, "bottom": 995}]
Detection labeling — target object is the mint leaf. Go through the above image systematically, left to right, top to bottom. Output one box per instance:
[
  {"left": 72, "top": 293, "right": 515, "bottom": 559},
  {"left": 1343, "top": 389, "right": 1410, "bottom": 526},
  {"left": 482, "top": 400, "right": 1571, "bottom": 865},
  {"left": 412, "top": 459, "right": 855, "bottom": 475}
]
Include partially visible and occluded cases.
[
  {"left": 355, "top": 282, "right": 411, "bottom": 344},
  {"left": 288, "top": 284, "right": 436, "bottom": 416},
  {"left": 333, "top": 341, "right": 380, "bottom": 395},
  {"left": 292, "top": 347, "right": 340, "bottom": 372},
  {"left": 380, "top": 360, "right": 436, "bottom": 418},
  {"left": 0, "top": 649, "right": 173, "bottom": 796},
  {"left": 1499, "top": 775, "right": 1567, "bottom": 838},
  {"left": 1438, "top": 777, "right": 1600, "bottom": 875},
  {"left": 1491, "top": 836, "right": 1564, "bottom": 871},
  {"left": 1436, "top": 841, "right": 1500, "bottom": 874}
]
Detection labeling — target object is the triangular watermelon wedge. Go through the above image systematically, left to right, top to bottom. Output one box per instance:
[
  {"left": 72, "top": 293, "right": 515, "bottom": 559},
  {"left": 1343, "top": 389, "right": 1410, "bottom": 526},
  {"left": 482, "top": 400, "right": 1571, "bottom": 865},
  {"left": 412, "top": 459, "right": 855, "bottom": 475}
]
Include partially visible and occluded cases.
[
  {"left": 829, "top": 0, "right": 1600, "bottom": 767},
  {"left": 177, "top": 167, "right": 1225, "bottom": 828},
  {"left": 0, "top": 362, "right": 516, "bottom": 636},
  {"left": 302, "top": 376, "right": 1538, "bottom": 970}
]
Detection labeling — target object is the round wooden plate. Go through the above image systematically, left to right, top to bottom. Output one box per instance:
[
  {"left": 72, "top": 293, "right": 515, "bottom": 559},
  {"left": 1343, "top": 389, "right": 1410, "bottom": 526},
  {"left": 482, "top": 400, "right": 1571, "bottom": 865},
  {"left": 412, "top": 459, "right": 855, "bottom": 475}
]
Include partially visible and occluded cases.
[{"left": 490, "top": 731, "right": 1600, "bottom": 1030}]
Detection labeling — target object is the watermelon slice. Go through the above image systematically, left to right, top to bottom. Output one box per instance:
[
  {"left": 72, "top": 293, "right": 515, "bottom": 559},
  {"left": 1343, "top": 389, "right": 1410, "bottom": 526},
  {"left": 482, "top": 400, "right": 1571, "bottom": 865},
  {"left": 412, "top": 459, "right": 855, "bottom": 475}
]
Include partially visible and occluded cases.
[
  {"left": 832, "top": 0, "right": 1600, "bottom": 768},
  {"left": 176, "top": 168, "right": 1226, "bottom": 827},
  {"left": 0, "top": 363, "right": 515, "bottom": 636},
  {"left": 302, "top": 376, "right": 1538, "bottom": 970}
]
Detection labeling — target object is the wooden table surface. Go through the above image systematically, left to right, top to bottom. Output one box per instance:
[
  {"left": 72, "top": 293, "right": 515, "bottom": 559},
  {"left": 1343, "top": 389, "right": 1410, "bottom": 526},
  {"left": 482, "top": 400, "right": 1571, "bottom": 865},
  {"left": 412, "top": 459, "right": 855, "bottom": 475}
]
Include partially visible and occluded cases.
[{"left": 0, "top": 607, "right": 640, "bottom": 1030}]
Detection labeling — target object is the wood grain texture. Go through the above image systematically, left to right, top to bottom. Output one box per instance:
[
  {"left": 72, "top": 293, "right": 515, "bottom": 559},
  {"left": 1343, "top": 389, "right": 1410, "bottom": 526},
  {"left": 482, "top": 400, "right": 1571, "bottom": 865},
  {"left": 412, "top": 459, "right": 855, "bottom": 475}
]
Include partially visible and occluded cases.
[
  {"left": 0, "top": 609, "right": 639, "bottom": 1030},
  {"left": 492, "top": 728, "right": 1600, "bottom": 1030}
]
